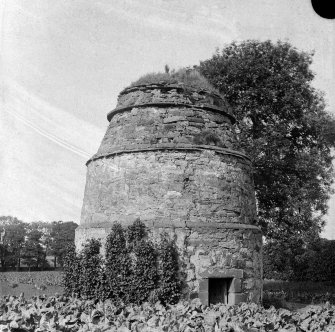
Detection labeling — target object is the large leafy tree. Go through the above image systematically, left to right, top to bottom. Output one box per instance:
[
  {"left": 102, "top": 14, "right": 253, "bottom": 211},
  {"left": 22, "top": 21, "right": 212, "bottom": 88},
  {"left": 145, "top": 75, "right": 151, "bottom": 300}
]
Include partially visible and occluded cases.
[
  {"left": 199, "top": 40, "right": 335, "bottom": 240},
  {"left": 0, "top": 216, "right": 26, "bottom": 270},
  {"left": 31, "top": 221, "right": 53, "bottom": 270},
  {"left": 50, "top": 221, "right": 78, "bottom": 267},
  {"left": 21, "top": 226, "right": 45, "bottom": 270}
]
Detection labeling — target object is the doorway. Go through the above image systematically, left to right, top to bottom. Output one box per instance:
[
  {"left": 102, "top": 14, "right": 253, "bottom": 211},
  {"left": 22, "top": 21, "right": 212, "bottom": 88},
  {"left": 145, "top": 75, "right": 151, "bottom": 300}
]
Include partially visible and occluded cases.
[{"left": 208, "top": 278, "right": 232, "bottom": 305}]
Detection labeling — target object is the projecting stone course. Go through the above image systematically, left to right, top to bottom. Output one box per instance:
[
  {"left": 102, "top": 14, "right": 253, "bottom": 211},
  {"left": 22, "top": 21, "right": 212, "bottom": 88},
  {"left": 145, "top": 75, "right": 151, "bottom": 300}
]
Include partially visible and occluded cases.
[{"left": 76, "top": 81, "right": 262, "bottom": 305}]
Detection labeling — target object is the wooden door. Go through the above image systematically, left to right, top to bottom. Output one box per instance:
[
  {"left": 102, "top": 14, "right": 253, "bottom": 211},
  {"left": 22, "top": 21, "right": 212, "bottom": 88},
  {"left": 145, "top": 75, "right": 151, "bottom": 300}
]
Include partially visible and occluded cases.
[{"left": 208, "top": 278, "right": 229, "bottom": 305}]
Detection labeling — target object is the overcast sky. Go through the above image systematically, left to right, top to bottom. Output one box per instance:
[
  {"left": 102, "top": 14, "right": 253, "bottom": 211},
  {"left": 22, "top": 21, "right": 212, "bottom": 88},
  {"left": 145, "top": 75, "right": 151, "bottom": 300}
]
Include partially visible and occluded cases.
[{"left": 1, "top": 0, "right": 334, "bottom": 239}]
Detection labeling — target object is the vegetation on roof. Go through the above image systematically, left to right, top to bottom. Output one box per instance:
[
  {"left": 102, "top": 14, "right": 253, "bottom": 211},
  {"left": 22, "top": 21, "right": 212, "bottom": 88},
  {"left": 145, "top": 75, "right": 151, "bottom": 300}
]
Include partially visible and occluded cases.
[{"left": 129, "top": 67, "right": 219, "bottom": 93}]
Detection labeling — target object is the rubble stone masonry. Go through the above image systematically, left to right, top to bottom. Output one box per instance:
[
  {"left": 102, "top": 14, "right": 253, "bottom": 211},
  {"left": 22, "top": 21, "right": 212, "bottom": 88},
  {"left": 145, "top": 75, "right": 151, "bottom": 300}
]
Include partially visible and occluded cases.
[{"left": 76, "top": 82, "right": 262, "bottom": 304}]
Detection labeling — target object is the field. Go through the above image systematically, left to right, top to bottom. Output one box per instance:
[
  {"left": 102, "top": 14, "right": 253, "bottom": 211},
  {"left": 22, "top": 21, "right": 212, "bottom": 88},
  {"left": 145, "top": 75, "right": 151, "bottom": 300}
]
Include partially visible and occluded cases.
[
  {"left": 0, "top": 271, "right": 63, "bottom": 298},
  {"left": 1, "top": 273, "right": 335, "bottom": 331},
  {"left": 263, "top": 280, "right": 335, "bottom": 309},
  {"left": 1, "top": 296, "right": 335, "bottom": 331}
]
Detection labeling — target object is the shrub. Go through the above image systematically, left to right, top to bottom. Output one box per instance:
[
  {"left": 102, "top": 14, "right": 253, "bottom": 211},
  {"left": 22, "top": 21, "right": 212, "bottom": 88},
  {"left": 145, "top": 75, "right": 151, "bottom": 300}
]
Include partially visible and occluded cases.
[
  {"left": 130, "top": 68, "right": 219, "bottom": 93},
  {"left": 127, "top": 218, "right": 147, "bottom": 245},
  {"left": 63, "top": 219, "right": 182, "bottom": 305},
  {"left": 126, "top": 219, "right": 158, "bottom": 303},
  {"left": 105, "top": 223, "right": 132, "bottom": 303},
  {"left": 157, "top": 235, "right": 182, "bottom": 305},
  {"left": 79, "top": 239, "right": 104, "bottom": 300},
  {"left": 131, "top": 239, "right": 158, "bottom": 304},
  {"left": 63, "top": 243, "right": 82, "bottom": 297}
]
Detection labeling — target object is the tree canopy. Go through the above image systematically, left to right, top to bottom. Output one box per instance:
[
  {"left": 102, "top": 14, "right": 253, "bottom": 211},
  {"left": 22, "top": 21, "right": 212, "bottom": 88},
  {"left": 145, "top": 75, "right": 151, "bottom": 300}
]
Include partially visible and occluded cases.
[
  {"left": 198, "top": 40, "right": 335, "bottom": 240},
  {"left": 0, "top": 216, "right": 78, "bottom": 270},
  {"left": 50, "top": 221, "right": 78, "bottom": 267}
]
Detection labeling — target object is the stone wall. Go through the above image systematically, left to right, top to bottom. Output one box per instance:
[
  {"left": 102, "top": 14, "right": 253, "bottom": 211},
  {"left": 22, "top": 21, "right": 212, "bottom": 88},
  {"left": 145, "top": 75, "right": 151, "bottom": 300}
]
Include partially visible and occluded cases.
[
  {"left": 76, "top": 82, "right": 262, "bottom": 305},
  {"left": 80, "top": 150, "right": 256, "bottom": 226},
  {"left": 75, "top": 222, "right": 262, "bottom": 304}
]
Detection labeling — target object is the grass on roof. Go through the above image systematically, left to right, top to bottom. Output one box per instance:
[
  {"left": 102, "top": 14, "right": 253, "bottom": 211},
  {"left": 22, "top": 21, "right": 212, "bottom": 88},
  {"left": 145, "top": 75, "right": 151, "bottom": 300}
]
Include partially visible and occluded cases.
[{"left": 129, "top": 68, "right": 219, "bottom": 94}]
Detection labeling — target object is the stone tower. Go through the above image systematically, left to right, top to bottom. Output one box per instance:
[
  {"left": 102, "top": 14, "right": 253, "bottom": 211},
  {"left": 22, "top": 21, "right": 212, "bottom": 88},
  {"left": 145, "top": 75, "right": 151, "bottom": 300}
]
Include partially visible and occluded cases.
[{"left": 75, "top": 81, "right": 262, "bottom": 305}]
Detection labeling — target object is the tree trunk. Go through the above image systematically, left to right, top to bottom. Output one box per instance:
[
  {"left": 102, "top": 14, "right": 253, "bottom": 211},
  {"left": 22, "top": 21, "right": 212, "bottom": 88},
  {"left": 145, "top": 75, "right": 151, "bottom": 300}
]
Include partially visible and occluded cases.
[{"left": 16, "top": 256, "right": 20, "bottom": 271}]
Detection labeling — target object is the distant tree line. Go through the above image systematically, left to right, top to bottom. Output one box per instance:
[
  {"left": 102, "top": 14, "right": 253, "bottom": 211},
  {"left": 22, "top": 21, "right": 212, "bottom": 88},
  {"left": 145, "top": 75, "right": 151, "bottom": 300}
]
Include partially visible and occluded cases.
[{"left": 0, "top": 216, "right": 78, "bottom": 271}]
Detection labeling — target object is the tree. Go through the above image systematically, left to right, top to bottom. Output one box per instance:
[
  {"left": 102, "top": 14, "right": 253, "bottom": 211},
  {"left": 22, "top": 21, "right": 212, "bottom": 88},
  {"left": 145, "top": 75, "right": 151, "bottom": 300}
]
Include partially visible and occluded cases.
[
  {"left": 199, "top": 40, "right": 335, "bottom": 240},
  {"left": 0, "top": 216, "right": 26, "bottom": 270},
  {"left": 127, "top": 220, "right": 158, "bottom": 304},
  {"left": 28, "top": 221, "right": 53, "bottom": 270},
  {"left": 50, "top": 221, "right": 78, "bottom": 267},
  {"left": 105, "top": 223, "right": 132, "bottom": 303},
  {"left": 21, "top": 225, "right": 45, "bottom": 270},
  {"left": 157, "top": 235, "right": 182, "bottom": 305},
  {"left": 79, "top": 238, "right": 104, "bottom": 299},
  {"left": 63, "top": 243, "right": 82, "bottom": 297}
]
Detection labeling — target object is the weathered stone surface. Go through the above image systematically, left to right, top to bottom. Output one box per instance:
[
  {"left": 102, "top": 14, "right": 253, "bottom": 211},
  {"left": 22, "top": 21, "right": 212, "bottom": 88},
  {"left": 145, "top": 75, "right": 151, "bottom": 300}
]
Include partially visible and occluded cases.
[
  {"left": 76, "top": 82, "right": 262, "bottom": 305},
  {"left": 96, "top": 107, "right": 237, "bottom": 159},
  {"left": 80, "top": 151, "right": 256, "bottom": 226},
  {"left": 228, "top": 292, "right": 247, "bottom": 305}
]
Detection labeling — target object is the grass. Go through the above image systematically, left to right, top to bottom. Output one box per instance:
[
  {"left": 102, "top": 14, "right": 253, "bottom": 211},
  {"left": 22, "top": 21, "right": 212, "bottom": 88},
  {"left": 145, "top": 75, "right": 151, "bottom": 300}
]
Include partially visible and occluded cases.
[
  {"left": 130, "top": 68, "right": 219, "bottom": 94},
  {"left": 0, "top": 271, "right": 63, "bottom": 297},
  {"left": 263, "top": 280, "right": 335, "bottom": 307},
  {"left": 264, "top": 280, "right": 335, "bottom": 294}
]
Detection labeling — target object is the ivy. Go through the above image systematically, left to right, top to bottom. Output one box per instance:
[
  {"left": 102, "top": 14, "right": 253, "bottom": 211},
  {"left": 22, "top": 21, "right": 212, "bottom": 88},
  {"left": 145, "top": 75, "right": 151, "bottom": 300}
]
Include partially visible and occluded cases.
[
  {"left": 127, "top": 218, "right": 147, "bottom": 245},
  {"left": 63, "top": 219, "right": 182, "bottom": 305},
  {"left": 105, "top": 223, "right": 132, "bottom": 303},
  {"left": 157, "top": 235, "right": 182, "bottom": 305},
  {"left": 78, "top": 239, "right": 104, "bottom": 300},
  {"left": 132, "top": 239, "right": 158, "bottom": 304},
  {"left": 62, "top": 243, "right": 81, "bottom": 297}
]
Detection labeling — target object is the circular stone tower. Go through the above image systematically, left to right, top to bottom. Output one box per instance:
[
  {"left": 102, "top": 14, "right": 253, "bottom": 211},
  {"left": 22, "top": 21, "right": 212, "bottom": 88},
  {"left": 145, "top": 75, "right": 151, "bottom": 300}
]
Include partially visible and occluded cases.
[{"left": 75, "top": 81, "right": 262, "bottom": 305}]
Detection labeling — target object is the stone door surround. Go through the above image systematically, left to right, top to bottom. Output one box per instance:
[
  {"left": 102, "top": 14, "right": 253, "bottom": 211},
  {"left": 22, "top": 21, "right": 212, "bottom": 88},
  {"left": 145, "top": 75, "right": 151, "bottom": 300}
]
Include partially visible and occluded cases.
[{"left": 199, "top": 268, "right": 247, "bottom": 305}]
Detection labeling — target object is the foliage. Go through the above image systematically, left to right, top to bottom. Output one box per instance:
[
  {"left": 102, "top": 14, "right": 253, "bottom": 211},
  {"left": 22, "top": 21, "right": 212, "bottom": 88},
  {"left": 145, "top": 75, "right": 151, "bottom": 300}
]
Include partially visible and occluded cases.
[
  {"left": 198, "top": 40, "right": 335, "bottom": 242},
  {"left": 130, "top": 67, "right": 219, "bottom": 93},
  {"left": 0, "top": 216, "right": 26, "bottom": 270},
  {"left": 0, "top": 216, "right": 78, "bottom": 271},
  {"left": 127, "top": 218, "right": 147, "bottom": 244},
  {"left": 63, "top": 219, "right": 181, "bottom": 305},
  {"left": 126, "top": 219, "right": 159, "bottom": 303},
  {"left": 30, "top": 221, "right": 53, "bottom": 270},
  {"left": 50, "top": 221, "right": 78, "bottom": 267},
  {"left": 104, "top": 223, "right": 132, "bottom": 302},
  {"left": 21, "top": 227, "right": 45, "bottom": 270},
  {"left": 157, "top": 235, "right": 182, "bottom": 305},
  {"left": 263, "top": 238, "right": 335, "bottom": 282},
  {"left": 305, "top": 238, "right": 335, "bottom": 282},
  {"left": 79, "top": 239, "right": 104, "bottom": 300},
  {"left": 132, "top": 239, "right": 158, "bottom": 304},
  {"left": 63, "top": 243, "right": 82, "bottom": 297},
  {"left": 264, "top": 280, "right": 335, "bottom": 305},
  {"left": 1, "top": 296, "right": 335, "bottom": 331}
]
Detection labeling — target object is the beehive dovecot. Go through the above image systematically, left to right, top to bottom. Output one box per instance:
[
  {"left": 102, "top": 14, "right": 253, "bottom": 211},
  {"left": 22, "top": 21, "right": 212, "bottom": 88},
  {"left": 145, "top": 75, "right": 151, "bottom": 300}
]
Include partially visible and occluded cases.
[{"left": 75, "top": 81, "right": 263, "bottom": 305}]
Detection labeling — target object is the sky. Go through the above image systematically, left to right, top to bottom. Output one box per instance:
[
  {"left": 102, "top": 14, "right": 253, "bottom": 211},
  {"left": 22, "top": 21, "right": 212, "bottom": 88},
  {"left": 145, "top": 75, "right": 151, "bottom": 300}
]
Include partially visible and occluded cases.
[{"left": 0, "top": 0, "right": 334, "bottom": 239}]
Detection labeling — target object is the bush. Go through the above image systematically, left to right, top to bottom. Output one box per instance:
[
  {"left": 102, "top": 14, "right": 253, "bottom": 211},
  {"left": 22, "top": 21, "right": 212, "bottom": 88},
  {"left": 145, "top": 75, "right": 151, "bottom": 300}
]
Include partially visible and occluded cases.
[
  {"left": 130, "top": 68, "right": 219, "bottom": 93},
  {"left": 63, "top": 219, "right": 182, "bottom": 305},
  {"left": 105, "top": 223, "right": 132, "bottom": 303},
  {"left": 157, "top": 235, "right": 182, "bottom": 305},
  {"left": 263, "top": 238, "right": 335, "bottom": 282},
  {"left": 79, "top": 239, "right": 104, "bottom": 299},
  {"left": 131, "top": 239, "right": 158, "bottom": 304},
  {"left": 63, "top": 243, "right": 82, "bottom": 296}
]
